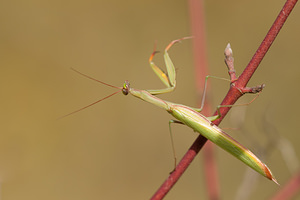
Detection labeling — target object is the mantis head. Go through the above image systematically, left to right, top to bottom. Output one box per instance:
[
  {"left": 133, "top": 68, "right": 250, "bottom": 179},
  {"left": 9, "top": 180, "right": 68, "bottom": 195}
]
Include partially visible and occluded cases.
[{"left": 122, "top": 80, "right": 130, "bottom": 95}]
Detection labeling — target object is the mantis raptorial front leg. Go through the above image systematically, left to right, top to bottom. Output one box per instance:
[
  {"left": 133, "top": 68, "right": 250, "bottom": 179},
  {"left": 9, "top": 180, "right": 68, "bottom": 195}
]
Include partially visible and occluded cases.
[{"left": 66, "top": 37, "right": 278, "bottom": 184}]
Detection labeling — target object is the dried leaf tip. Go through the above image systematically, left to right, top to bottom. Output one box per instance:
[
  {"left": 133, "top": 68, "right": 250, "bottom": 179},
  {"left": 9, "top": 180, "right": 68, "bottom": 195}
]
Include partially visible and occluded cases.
[
  {"left": 224, "top": 43, "right": 233, "bottom": 57},
  {"left": 264, "top": 164, "right": 280, "bottom": 185},
  {"left": 272, "top": 177, "right": 280, "bottom": 186}
]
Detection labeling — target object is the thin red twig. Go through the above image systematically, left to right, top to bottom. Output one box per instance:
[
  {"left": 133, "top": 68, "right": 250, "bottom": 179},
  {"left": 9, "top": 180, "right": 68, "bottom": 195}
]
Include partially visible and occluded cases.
[{"left": 150, "top": 0, "right": 298, "bottom": 199}]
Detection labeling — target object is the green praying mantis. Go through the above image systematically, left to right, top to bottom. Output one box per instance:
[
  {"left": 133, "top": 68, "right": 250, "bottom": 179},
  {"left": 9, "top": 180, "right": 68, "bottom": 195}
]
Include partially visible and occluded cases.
[{"left": 67, "top": 37, "right": 278, "bottom": 184}]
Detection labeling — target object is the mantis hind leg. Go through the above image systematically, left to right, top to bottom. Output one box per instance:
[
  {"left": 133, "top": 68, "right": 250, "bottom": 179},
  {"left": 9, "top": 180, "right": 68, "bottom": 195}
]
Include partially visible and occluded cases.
[
  {"left": 193, "top": 75, "right": 263, "bottom": 121},
  {"left": 207, "top": 92, "right": 262, "bottom": 122}
]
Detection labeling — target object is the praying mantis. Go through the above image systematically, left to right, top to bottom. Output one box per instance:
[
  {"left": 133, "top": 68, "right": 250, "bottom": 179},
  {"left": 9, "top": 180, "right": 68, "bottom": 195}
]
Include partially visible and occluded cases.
[{"left": 67, "top": 37, "right": 278, "bottom": 184}]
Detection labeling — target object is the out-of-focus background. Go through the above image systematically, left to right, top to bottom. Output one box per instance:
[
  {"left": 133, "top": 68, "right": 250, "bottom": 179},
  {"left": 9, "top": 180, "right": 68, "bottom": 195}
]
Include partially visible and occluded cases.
[{"left": 0, "top": 1, "right": 299, "bottom": 199}]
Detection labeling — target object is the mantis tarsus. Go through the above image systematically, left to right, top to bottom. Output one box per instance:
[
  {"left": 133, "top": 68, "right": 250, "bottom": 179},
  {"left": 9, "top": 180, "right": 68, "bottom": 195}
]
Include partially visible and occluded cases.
[{"left": 67, "top": 37, "right": 278, "bottom": 185}]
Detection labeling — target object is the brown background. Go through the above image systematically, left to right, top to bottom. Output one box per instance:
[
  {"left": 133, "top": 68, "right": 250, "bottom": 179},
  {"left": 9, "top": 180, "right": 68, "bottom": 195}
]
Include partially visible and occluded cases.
[{"left": 0, "top": 1, "right": 299, "bottom": 199}]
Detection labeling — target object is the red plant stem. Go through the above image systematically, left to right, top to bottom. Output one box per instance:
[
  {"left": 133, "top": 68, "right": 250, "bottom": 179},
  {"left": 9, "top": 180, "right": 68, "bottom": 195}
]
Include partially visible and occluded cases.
[
  {"left": 151, "top": 0, "right": 298, "bottom": 199},
  {"left": 214, "top": 0, "right": 298, "bottom": 125},
  {"left": 237, "top": 0, "right": 299, "bottom": 88},
  {"left": 151, "top": 136, "right": 208, "bottom": 200},
  {"left": 270, "top": 171, "right": 300, "bottom": 200}
]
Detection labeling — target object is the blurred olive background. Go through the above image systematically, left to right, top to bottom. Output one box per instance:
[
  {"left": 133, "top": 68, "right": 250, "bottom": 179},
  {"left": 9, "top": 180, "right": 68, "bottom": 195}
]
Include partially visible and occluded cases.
[{"left": 0, "top": 1, "right": 299, "bottom": 199}]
